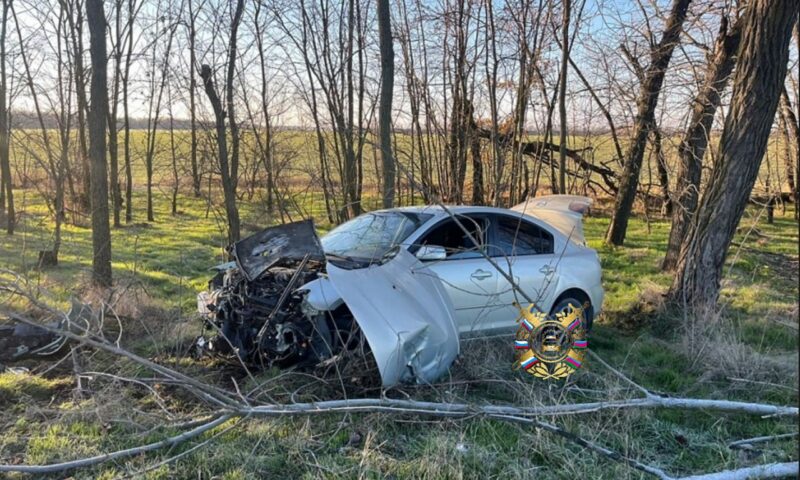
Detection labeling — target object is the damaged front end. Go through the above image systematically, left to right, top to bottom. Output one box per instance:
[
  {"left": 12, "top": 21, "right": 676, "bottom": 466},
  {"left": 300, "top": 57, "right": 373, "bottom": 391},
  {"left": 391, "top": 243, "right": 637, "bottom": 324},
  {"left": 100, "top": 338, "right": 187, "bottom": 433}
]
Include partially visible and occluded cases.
[
  {"left": 195, "top": 219, "right": 459, "bottom": 387},
  {"left": 195, "top": 220, "right": 336, "bottom": 367}
]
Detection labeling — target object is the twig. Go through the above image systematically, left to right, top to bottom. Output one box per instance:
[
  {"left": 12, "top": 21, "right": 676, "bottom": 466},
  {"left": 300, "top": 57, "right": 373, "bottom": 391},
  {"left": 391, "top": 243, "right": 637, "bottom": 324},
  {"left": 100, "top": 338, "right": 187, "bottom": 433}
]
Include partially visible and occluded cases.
[
  {"left": 0, "top": 413, "right": 232, "bottom": 474},
  {"left": 493, "top": 414, "right": 673, "bottom": 479},
  {"left": 113, "top": 415, "right": 245, "bottom": 480},
  {"left": 728, "top": 432, "right": 798, "bottom": 449}
]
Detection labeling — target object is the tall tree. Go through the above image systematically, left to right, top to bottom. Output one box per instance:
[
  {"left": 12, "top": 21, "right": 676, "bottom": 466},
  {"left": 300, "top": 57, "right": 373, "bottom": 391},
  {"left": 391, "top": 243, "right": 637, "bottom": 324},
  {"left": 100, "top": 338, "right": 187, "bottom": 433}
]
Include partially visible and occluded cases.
[
  {"left": 0, "top": 0, "right": 12, "bottom": 234},
  {"left": 65, "top": 0, "right": 91, "bottom": 209},
  {"left": 87, "top": 0, "right": 112, "bottom": 286},
  {"left": 108, "top": 0, "right": 125, "bottom": 228},
  {"left": 122, "top": 0, "right": 137, "bottom": 223},
  {"left": 187, "top": 0, "right": 201, "bottom": 197},
  {"left": 198, "top": 0, "right": 245, "bottom": 245},
  {"left": 377, "top": 0, "right": 394, "bottom": 208},
  {"left": 557, "top": 0, "right": 570, "bottom": 195},
  {"left": 605, "top": 0, "right": 691, "bottom": 246},
  {"left": 668, "top": 0, "right": 797, "bottom": 307},
  {"left": 142, "top": 6, "right": 176, "bottom": 223},
  {"left": 662, "top": 14, "right": 742, "bottom": 271}
]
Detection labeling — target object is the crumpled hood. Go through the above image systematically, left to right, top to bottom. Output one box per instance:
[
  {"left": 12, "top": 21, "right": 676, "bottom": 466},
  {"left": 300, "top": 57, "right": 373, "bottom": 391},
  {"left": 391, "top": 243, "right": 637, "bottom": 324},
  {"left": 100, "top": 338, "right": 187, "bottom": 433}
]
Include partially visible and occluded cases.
[
  {"left": 231, "top": 219, "right": 325, "bottom": 281},
  {"left": 325, "top": 250, "right": 460, "bottom": 387}
]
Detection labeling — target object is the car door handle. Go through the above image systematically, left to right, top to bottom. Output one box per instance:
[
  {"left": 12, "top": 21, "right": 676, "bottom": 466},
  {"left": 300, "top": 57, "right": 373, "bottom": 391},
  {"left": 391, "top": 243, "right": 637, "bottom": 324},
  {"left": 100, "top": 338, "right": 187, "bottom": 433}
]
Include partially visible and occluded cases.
[
  {"left": 539, "top": 265, "right": 556, "bottom": 275},
  {"left": 471, "top": 269, "right": 493, "bottom": 280}
]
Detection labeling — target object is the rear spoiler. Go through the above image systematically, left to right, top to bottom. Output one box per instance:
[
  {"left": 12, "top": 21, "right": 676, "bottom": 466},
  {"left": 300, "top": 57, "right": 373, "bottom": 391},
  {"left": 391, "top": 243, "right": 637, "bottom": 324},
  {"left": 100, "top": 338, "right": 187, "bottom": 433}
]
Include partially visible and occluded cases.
[{"left": 510, "top": 195, "right": 593, "bottom": 245}]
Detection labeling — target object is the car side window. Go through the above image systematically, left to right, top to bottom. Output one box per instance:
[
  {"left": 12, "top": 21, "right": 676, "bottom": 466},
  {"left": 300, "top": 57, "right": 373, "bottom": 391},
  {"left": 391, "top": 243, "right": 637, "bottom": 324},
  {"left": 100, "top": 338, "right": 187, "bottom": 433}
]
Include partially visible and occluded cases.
[
  {"left": 417, "top": 216, "right": 487, "bottom": 260},
  {"left": 492, "top": 216, "right": 554, "bottom": 256}
]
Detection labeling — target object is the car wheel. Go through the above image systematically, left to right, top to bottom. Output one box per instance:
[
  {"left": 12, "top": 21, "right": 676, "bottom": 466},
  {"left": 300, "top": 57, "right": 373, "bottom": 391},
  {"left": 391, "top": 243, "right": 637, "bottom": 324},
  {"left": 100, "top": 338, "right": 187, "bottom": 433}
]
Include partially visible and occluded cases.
[{"left": 550, "top": 297, "right": 592, "bottom": 332}]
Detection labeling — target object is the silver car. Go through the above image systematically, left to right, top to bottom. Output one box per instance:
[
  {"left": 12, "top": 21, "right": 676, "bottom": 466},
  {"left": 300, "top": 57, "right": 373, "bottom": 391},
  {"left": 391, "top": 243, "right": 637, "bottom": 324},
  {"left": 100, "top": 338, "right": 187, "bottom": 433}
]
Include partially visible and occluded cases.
[
  {"left": 198, "top": 195, "right": 604, "bottom": 387},
  {"left": 317, "top": 196, "right": 603, "bottom": 333}
]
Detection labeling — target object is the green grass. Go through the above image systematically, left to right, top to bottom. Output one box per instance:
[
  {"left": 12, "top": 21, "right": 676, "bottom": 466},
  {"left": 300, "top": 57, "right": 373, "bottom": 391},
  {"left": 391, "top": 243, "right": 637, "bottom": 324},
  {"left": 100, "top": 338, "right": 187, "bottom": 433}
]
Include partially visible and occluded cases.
[{"left": 0, "top": 150, "right": 798, "bottom": 478}]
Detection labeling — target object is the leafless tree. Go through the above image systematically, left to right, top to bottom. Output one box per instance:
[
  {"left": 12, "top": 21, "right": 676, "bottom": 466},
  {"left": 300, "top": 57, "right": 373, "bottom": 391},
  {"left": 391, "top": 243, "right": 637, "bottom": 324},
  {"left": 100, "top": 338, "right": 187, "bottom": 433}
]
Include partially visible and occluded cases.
[
  {"left": 0, "top": 0, "right": 12, "bottom": 234},
  {"left": 87, "top": 0, "right": 112, "bottom": 286},
  {"left": 199, "top": 0, "right": 245, "bottom": 245},
  {"left": 377, "top": 0, "right": 394, "bottom": 208},
  {"left": 557, "top": 0, "right": 570, "bottom": 194},
  {"left": 605, "top": 0, "right": 691, "bottom": 246},
  {"left": 669, "top": 0, "right": 798, "bottom": 307},
  {"left": 662, "top": 12, "right": 742, "bottom": 271}
]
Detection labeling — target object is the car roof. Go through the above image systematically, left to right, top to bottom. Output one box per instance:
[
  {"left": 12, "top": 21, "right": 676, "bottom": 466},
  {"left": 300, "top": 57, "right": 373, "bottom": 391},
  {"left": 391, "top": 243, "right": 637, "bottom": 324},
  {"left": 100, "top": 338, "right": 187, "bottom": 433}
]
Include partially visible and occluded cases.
[
  {"left": 362, "top": 205, "right": 584, "bottom": 250},
  {"left": 375, "top": 205, "right": 563, "bottom": 235},
  {"left": 378, "top": 205, "right": 527, "bottom": 217}
]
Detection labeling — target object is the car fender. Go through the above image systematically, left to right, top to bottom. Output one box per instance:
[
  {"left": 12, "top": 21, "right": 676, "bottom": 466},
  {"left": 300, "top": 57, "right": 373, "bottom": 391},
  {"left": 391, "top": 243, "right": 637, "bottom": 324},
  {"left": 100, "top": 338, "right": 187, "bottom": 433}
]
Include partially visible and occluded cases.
[{"left": 325, "top": 249, "right": 460, "bottom": 387}]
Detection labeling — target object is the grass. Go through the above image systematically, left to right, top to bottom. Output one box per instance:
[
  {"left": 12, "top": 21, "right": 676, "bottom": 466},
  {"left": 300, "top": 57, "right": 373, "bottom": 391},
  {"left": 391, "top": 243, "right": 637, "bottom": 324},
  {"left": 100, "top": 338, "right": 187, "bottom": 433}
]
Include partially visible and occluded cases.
[{"left": 0, "top": 136, "right": 798, "bottom": 478}]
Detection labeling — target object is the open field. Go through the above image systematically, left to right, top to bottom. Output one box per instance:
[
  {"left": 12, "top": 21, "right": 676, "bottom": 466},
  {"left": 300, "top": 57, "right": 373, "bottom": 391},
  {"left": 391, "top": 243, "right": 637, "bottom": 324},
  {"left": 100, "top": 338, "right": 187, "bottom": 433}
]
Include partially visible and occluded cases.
[{"left": 0, "top": 163, "right": 797, "bottom": 478}]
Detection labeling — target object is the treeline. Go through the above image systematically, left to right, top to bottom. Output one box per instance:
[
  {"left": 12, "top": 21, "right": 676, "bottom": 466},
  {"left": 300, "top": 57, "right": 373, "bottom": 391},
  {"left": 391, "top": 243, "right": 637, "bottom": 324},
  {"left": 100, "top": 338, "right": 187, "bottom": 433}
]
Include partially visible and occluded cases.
[{"left": 0, "top": 0, "right": 797, "bottom": 311}]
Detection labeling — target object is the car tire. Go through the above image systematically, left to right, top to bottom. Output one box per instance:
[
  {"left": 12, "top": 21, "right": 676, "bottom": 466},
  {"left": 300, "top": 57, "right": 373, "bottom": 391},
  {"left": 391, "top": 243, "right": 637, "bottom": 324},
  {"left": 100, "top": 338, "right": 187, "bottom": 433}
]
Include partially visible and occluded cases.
[{"left": 550, "top": 297, "right": 592, "bottom": 332}]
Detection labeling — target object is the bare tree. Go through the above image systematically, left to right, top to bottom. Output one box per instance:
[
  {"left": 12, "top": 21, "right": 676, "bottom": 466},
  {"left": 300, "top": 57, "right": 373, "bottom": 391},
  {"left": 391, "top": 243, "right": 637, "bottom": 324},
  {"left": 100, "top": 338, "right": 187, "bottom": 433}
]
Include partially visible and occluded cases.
[
  {"left": 0, "top": 0, "right": 12, "bottom": 234},
  {"left": 64, "top": 0, "right": 91, "bottom": 210},
  {"left": 87, "top": 0, "right": 112, "bottom": 286},
  {"left": 107, "top": 0, "right": 124, "bottom": 228},
  {"left": 122, "top": 0, "right": 137, "bottom": 223},
  {"left": 187, "top": 0, "right": 202, "bottom": 197},
  {"left": 199, "top": 0, "right": 244, "bottom": 245},
  {"left": 377, "top": 0, "right": 394, "bottom": 208},
  {"left": 557, "top": 0, "right": 570, "bottom": 194},
  {"left": 605, "top": 0, "right": 691, "bottom": 246},
  {"left": 669, "top": 0, "right": 798, "bottom": 307},
  {"left": 143, "top": 5, "right": 177, "bottom": 223},
  {"left": 662, "top": 13, "right": 742, "bottom": 271}
]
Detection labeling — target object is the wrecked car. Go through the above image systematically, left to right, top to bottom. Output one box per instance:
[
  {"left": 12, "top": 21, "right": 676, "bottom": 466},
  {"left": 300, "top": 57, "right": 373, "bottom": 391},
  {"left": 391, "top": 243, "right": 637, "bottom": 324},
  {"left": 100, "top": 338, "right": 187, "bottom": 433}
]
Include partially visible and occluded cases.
[{"left": 196, "top": 195, "right": 604, "bottom": 387}]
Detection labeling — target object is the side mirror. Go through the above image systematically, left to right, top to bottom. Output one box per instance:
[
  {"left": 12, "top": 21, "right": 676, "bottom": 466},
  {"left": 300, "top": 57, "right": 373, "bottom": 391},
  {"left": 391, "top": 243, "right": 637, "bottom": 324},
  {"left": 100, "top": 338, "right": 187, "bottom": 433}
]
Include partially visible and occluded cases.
[{"left": 415, "top": 245, "right": 447, "bottom": 261}]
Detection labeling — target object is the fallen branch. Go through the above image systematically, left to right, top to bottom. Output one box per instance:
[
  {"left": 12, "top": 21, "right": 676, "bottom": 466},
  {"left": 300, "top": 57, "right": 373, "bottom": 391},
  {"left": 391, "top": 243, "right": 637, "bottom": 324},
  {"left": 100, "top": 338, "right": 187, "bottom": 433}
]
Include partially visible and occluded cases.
[
  {"left": 475, "top": 127, "right": 619, "bottom": 193},
  {"left": 234, "top": 396, "right": 797, "bottom": 419},
  {"left": 0, "top": 413, "right": 232, "bottom": 475},
  {"left": 494, "top": 414, "right": 673, "bottom": 480},
  {"left": 728, "top": 432, "right": 798, "bottom": 449},
  {"left": 674, "top": 462, "right": 798, "bottom": 480}
]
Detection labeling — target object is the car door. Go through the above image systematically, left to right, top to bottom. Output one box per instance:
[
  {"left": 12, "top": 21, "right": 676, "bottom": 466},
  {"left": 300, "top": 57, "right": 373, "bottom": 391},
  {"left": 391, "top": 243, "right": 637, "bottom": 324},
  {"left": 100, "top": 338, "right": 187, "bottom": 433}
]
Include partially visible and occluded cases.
[
  {"left": 487, "top": 214, "right": 560, "bottom": 332},
  {"left": 411, "top": 215, "right": 501, "bottom": 334}
]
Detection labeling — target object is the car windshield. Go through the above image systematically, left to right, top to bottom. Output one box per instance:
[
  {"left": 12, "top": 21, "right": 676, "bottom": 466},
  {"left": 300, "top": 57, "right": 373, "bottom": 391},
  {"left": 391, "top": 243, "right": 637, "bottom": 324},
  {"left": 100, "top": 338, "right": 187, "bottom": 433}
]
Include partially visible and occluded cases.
[{"left": 322, "top": 211, "right": 431, "bottom": 263}]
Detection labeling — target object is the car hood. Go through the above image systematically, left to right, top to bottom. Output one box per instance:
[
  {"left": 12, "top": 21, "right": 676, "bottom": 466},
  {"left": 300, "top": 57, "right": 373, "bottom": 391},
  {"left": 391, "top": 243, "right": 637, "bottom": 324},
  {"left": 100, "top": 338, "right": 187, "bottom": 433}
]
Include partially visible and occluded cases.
[
  {"left": 232, "top": 219, "right": 325, "bottom": 281},
  {"left": 304, "top": 249, "right": 459, "bottom": 387}
]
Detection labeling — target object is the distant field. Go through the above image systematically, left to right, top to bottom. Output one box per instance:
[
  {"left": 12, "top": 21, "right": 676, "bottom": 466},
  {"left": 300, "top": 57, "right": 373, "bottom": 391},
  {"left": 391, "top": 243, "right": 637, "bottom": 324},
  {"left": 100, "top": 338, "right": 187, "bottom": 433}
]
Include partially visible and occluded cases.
[{"left": 6, "top": 129, "right": 794, "bottom": 209}]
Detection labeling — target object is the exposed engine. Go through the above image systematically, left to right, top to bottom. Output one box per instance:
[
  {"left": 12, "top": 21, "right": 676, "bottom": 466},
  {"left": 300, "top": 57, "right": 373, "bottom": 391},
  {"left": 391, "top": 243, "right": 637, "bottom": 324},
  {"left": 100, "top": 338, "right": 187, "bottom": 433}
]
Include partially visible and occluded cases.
[
  {"left": 194, "top": 220, "right": 358, "bottom": 368},
  {"left": 196, "top": 261, "right": 334, "bottom": 367}
]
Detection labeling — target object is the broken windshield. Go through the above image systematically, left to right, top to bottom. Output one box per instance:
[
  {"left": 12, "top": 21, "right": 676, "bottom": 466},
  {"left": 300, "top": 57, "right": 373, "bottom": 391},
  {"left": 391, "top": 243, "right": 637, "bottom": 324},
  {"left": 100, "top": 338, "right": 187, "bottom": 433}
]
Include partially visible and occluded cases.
[{"left": 321, "top": 211, "right": 431, "bottom": 263}]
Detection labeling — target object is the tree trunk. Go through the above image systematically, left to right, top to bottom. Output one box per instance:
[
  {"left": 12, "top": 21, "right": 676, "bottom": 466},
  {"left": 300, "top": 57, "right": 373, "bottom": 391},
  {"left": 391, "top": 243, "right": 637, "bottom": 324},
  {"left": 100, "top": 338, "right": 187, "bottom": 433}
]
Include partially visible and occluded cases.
[
  {"left": 0, "top": 0, "right": 12, "bottom": 235},
  {"left": 87, "top": 0, "right": 113, "bottom": 287},
  {"left": 107, "top": 0, "right": 123, "bottom": 228},
  {"left": 123, "top": 0, "right": 134, "bottom": 223},
  {"left": 188, "top": 0, "right": 201, "bottom": 197},
  {"left": 226, "top": 0, "right": 244, "bottom": 195},
  {"left": 377, "top": 0, "right": 395, "bottom": 209},
  {"left": 557, "top": 0, "right": 570, "bottom": 195},
  {"left": 605, "top": 0, "right": 691, "bottom": 246},
  {"left": 668, "top": 0, "right": 797, "bottom": 307},
  {"left": 68, "top": 1, "right": 90, "bottom": 210},
  {"left": 662, "top": 15, "right": 741, "bottom": 271},
  {"left": 200, "top": 64, "right": 240, "bottom": 245},
  {"left": 779, "top": 87, "right": 799, "bottom": 220},
  {"left": 471, "top": 128, "right": 483, "bottom": 204},
  {"left": 652, "top": 128, "right": 671, "bottom": 216}
]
